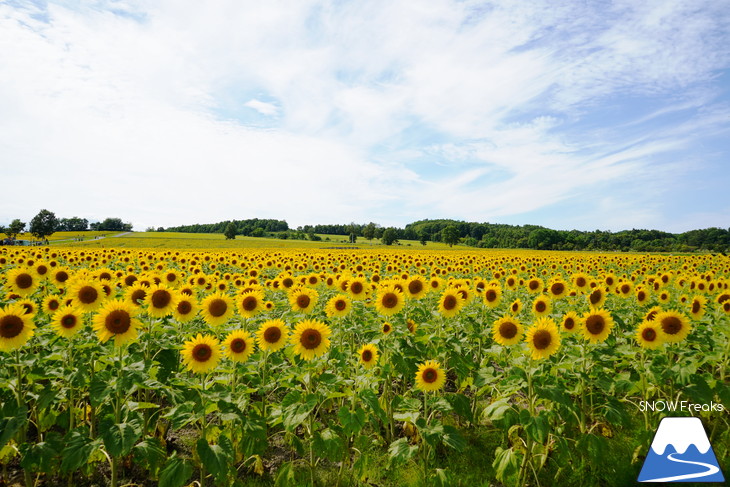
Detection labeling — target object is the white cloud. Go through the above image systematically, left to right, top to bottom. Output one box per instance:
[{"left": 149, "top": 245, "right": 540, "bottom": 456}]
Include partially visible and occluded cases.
[{"left": 0, "top": 0, "right": 728, "bottom": 231}]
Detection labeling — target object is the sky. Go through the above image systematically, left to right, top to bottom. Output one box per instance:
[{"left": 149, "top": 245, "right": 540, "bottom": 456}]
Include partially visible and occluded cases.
[{"left": 1, "top": 0, "right": 729, "bottom": 233}]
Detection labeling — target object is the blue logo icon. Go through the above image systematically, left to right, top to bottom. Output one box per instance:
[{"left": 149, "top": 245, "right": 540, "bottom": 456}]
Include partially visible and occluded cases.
[{"left": 638, "top": 417, "right": 725, "bottom": 482}]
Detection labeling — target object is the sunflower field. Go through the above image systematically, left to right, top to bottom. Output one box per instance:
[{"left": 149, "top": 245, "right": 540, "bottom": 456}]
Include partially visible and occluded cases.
[{"left": 1, "top": 247, "right": 728, "bottom": 486}]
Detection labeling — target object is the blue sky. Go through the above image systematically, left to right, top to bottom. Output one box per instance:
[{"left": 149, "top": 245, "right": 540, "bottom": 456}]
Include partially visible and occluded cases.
[{"left": 1, "top": 0, "right": 728, "bottom": 233}]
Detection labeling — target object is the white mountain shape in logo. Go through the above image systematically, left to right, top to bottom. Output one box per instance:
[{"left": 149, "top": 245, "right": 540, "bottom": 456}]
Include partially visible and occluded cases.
[{"left": 650, "top": 417, "right": 711, "bottom": 455}]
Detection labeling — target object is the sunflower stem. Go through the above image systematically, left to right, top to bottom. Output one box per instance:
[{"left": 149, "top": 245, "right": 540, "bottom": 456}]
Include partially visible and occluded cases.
[
  {"left": 111, "top": 344, "right": 125, "bottom": 487},
  {"left": 261, "top": 350, "right": 269, "bottom": 424},
  {"left": 200, "top": 373, "right": 208, "bottom": 487}
]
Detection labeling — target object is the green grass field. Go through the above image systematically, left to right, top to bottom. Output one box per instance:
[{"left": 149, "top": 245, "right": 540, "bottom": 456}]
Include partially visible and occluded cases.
[{"left": 50, "top": 231, "right": 461, "bottom": 250}]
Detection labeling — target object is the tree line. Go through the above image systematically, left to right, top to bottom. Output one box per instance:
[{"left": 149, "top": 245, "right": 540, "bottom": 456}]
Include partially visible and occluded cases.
[{"left": 1, "top": 210, "right": 132, "bottom": 243}]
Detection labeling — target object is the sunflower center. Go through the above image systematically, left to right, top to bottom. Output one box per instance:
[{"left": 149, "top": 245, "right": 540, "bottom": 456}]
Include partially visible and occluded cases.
[
  {"left": 37, "top": 265, "right": 48, "bottom": 275},
  {"left": 56, "top": 271, "right": 69, "bottom": 283},
  {"left": 15, "top": 273, "right": 33, "bottom": 289},
  {"left": 166, "top": 273, "right": 176, "bottom": 282},
  {"left": 125, "top": 276, "right": 138, "bottom": 286},
  {"left": 576, "top": 277, "right": 586, "bottom": 287},
  {"left": 282, "top": 278, "right": 294, "bottom": 288},
  {"left": 529, "top": 280, "right": 540, "bottom": 291},
  {"left": 408, "top": 281, "right": 423, "bottom": 295},
  {"left": 350, "top": 282, "right": 363, "bottom": 294},
  {"left": 550, "top": 283, "right": 564, "bottom": 295},
  {"left": 621, "top": 284, "right": 630, "bottom": 294},
  {"left": 78, "top": 286, "right": 99, "bottom": 304},
  {"left": 131, "top": 289, "right": 147, "bottom": 304},
  {"left": 486, "top": 289, "right": 498, "bottom": 302},
  {"left": 151, "top": 290, "right": 172, "bottom": 308},
  {"left": 589, "top": 291, "right": 602, "bottom": 305},
  {"left": 637, "top": 291, "right": 646, "bottom": 301},
  {"left": 382, "top": 293, "right": 399, "bottom": 308},
  {"left": 296, "top": 295, "right": 311, "bottom": 309},
  {"left": 443, "top": 295, "right": 457, "bottom": 310},
  {"left": 242, "top": 296, "right": 258, "bottom": 311},
  {"left": 208, "top": 299, "right": 227, "bottom": 317},
  {"left": 334, "top": 299, "right": 347, "bottom": 311},
  {"left": 48, "top": 300, "right": 60, "bottom": 311},
  {"left": 177, "top": 301, "right": 192, "bottom": 314},
  {"left": 535, "top": 301, "right": 547, "bottom": 313},
  {"left": 691, "top": 301, "right": 701, "bottom": 313},
  {"left": 511, "top": 303, "right": 519, "bottom": 312},
  {"left": 105, "top": 310, "right": 131, "bottom": 335},
  {"left": 646, "top": 311, "right": 658, "bottom": 321},
  {"left": 0, "top": 315, "right": 24, "bottom": 338},
  {"left": 61, "top": 315, "right": 77, "bottom": 328},
  {"left": 585, "top": 315, "right": 605, "bottom": 335},
  {"left": 660, "top": 316, "right": 682, "bottom": 335},
  {"left": 563, "top": 318, "right": 575, "bottom": 330},
  {"left": 499, "top": 321, "right": 517, "bottom": 339},
  {"left": 382, "top": 324, "right": 391, "bottom": 333},
  {"left": 264, "top": 326, "right": 282, "bottom": 343},
  {"left": 300, "top": 328, "right": 322, "bottom": 349},
  {"left": 642, "top": 328, "right": 657, "bottom": 341},
  {"left": 533, "top": 329, "right": 552, "bottom": 350},
  {"left": 230, "top": 338, "right": 246, "bottom": 353},
  {"left": 192, "top": 344, "right": 212, "bottom": 361},
  {"left": 362, "top": 350, "right": 373, "bottom": 362},
  {"left": 422, "top": 368, "right": 438, "bottom": 383}
]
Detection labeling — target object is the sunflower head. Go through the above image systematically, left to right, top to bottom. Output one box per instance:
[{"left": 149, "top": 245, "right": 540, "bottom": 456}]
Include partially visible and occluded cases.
[
  {"left": 5, "top": 268, "right": 39, "bottom": 297},
  {"left": 69, "top": 278, "right": 106, "bottom": 312},
  {"left": 145, "top": 284, "right": 178, "bottom": 318},
  {"left": 375, "top": 285, "right": 405, "bottom": 316},
  {"left": 483, "top": 285, "right": 502, "bottom": 308},
  {"left": 288, "top": 287, "right": 318, "bottom": 314},
  {"left": 438, "top": 288, "right": 465, "bottom": 318},
  {"left": 237, "top": 289, "right": 266, "bottom": 318},
  {"left": 200, "top": 292, "right": 234, "bottom": 327},
  {"left": 325, "top": 294, "right": 352, "bottom": 318},
  {"left": 172, "top": 295, "right": 199, "bottom": 323},
  {"left": 531, "top": 295, "right": 552, "bottom": 317},
  {"left": 91, "top": 299, "right": 141, "bottom": 347},
  {"left": 0, "top": 303, "right": 36, "bottom": 352},
  {"left": 51, "top": 305, "right": 84, "bottom": 339},
  {"left": 581, "top": 308, "right": 614, "bottom": 343},
  {"left": 560, "top": 311, "right": 580, "bottom": 333},
  {"left": 655, "top": 311, "right": 691, "bottom": 343},
  {"left": 492, "top": 315, "right": 523, "bottom": 346},
  {"left": 525, "top": 318, "right": 561, "bottom": 360},
  {"left": 256, "top": 319, "right": 289, "bottom": 352},
  {"left": 291, "top": 319, "right": 331, "bottom": 360},
  {"left": 635, "top": 321, "right": 665, "bottom": 349},
  {"left": 223, "top": 330, "right": 255, "bottom": 362},
  {"left": 182, "top": 334, "right": 221, "bottom": 373},
  {"left": 357, "top": 344, "right": 379, "bottom": 369},
  {"left": 415, "top": 360, "right": 446, "bottom": 392}
]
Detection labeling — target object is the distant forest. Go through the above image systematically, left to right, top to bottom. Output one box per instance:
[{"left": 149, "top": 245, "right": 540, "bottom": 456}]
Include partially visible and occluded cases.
[{"left": 159, "top": 218, "right": 730, "bottom": 252}]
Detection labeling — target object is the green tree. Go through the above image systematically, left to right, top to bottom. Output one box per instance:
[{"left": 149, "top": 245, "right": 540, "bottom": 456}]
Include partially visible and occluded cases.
[
  {"left": 29, "top": 209, "right": 58, "bottom": 241},
  {"left": 6, "top": 219, "right": 26, "bottom": 240},
  {"left": 362, "top": 222, "right": 377, "bottom": 240},
  {"left": 223, "top": 223, "right": 237, "bottom": 240},
  {"left": 441, "top": 225, "right": 460, "bottom": 247},
  {"left": 251, "top": 227, "right": 266, "bottom": 237},
  {"left": 381, "top": 228, "right": 398, "bottom": 245}
]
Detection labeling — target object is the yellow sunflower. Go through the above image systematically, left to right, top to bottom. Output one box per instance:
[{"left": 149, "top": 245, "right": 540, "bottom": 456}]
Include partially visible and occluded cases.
[
  {"left": 5, "top": 267, "right": 39, "bottom": 297},
  {"left": 50, "top": 267, "right": 72, "bottom": 288},
  {"left": 404, "top": 276, "right": 428, "bottom": 300},
  {"left": 346, "top": 277, "right": 370, "bottom": 300},
  {"left": 525, "top": 277, "right": 544, "bottom": 294},
  {"left": 68, "top": 278, "right": 106, "bottom": 313},
  {"left": 547, "top": 279, "right": 568, "bottom": 299},
  {"left": 124, "top": 282, "right": 150, "bottom": 308},
  {"left": 145, "top": 284, "right": 178, "bottom": 318},
  {"left": 374, "top": 285, "right": 405, "bottom": 316},
  {"left": 483, "top": 285, "right": 502, "bottom": 308},
  {"left": 288, "top": 287, "right": 318, "bottom": 314},
  {"left": 587, "top": 287, "right": 607, "bottom": 308},
  {"left": 635, "top": 287, "right": 650, "bottom": 305},
  {"left": 437, "top": 288, "right": 465, "bottom": 318},
  {"left": 237, "top": 289, "right": 265, "bottom": 318},
  {"left": 200, "top": 292, "right": 234, "bottom": 327},
  {"left": 325, "top": 294, "right": 352, "bottom": 318},
  {"left": 42, "top": 295, "right": 63, "bottom": 315},
  {"left": 172, "top": 295, "right": 199, "bottom": 323},
  {"left": 531, "top": 295, "right": 551, "bottom": 317},
  {"left": 688, "top": 295, "right": 707, "bottom": 320},
  {"left": 16, "top": 298, "right": 38, "bottom": 319},
  {"left": 509, "top": 298, "right": 523, "bottom": 315},
  {"left": 91, "top": 299, "right": 141, "bottom": 346},
  {"left": 0, "top": 303, "right": 36, "bottom": 351},
  {"left": 51, "top": 305, "right": 84, "bottom": 339},
  {"left": 644, "top": 305, "right": 663, "bottom": 322},
  {"left": 581, "top": 308, "right": 614, "bottom": 343},
  {"left": 655, "top": 310, "right": 691, "bottom": 343},
  {"left": 560, "top": 311, "right": 581, "bottom": 333},
  {"left": 491, "top": 315, "right": 524, "bottom": 346},
  {"left": 525, "top": 318, "right": 561, "bottom": 360},
  {"left": 256, "top": 319, "right": 289, "bottom": 352},
  {"left": 291, "top": 319, "right": 331, "bottom": 360},
  {"left": 407, "top": 319, "right": 418, "bottom": 334},
  {"left": 381, "top": 321, "right": 394, "bottom": 335},
  {"left": 635, "top": 321, "right": 665, "bottom": 349},
  {"left": 223, "top": 330, "right": 255, "bottom": 362},
  {"left": 181, "top": 334, "right": 221, "bottom": 374},
  {"left": 357, "top": 344, "right": 379, "bottom": 369},
  {"left": 414, "top": 360, "right": 446, "bottom": 392}
]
